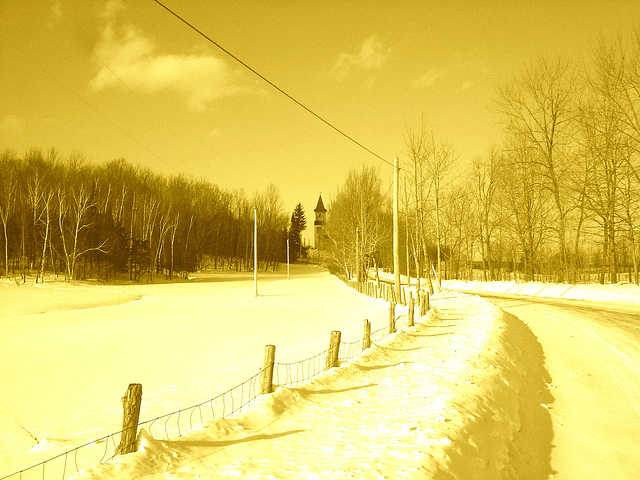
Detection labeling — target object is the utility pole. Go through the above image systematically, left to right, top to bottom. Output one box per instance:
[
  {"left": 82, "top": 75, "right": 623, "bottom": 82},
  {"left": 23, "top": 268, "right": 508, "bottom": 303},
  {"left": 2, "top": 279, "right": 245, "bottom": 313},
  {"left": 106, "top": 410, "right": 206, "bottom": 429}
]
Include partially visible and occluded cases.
[
  {"left": 393, "top": 157, "right": 401, "bottom": 302},
  {"left": 254, "top": 207, "right": 258, "bottom": 297},
  {"left": 355, "top": 226, "right": 360, "bottom": 281},
  {"left": 287, "top": 238, "right": 290, "bottom": 280}
]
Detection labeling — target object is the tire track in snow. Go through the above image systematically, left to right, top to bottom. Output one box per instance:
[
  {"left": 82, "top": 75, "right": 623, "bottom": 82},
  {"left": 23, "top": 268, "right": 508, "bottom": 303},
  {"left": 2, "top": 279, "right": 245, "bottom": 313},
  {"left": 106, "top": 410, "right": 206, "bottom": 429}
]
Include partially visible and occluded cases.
[
  {"left": 478, "top": 294, "right": 640, "bottom": 479},
  {"left": 546, "top": 312, "right": 640, "bottom": 418}
]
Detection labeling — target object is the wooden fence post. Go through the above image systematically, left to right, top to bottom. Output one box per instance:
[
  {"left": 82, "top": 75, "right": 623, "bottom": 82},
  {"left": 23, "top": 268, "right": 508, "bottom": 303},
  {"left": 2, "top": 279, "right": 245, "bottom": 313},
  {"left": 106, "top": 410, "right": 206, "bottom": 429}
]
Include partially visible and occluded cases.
[
  {"left": 420, "top": 290, "right": 430, "bottom": 316},
  {"left": 408, "top": 297, "right": 415, "bottom": 327},
  {"left": 389, "top": 302, "right": 396, "bottom": 334},
  {"left": 363, "top": 319, "right": 371, "bottom": 351},
  {"left": 326, "top": 330, "right": 342, "bottom": 370},
  {"left": 261, "top": 344, "right": 276, "bottom": 394},
  {"left": 119, "top": 383, "right": 142, "bottom": 455}
]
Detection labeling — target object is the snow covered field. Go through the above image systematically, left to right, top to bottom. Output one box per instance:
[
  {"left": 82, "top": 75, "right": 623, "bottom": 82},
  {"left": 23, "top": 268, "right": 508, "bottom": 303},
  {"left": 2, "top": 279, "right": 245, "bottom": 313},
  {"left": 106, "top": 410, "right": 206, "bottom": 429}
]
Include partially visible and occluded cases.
[
  {"left": 0, "top": 265, "right": 393, "bottom": 477},
  {"left": 4, "top": 269, "right": 639, "bottom": 478}
]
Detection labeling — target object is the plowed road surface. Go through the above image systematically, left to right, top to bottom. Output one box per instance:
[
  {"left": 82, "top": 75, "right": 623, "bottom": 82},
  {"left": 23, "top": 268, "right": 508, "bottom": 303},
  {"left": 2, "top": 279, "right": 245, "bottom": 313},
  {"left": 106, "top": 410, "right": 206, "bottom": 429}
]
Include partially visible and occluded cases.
[{"left": 459, "top": 291, "right": 640, "bottom": 479}]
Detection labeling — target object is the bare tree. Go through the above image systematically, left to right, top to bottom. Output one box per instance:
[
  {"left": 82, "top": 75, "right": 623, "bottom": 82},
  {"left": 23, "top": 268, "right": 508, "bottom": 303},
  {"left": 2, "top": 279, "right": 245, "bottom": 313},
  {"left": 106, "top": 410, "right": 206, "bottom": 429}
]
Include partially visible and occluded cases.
[
  {"left": 576, "top": 39, "right": 640, "bottom": 283},
  {"left": 497, "top": 56, "right": 578, "bottom": 281},
  {"left": 405, "top": 122, "right": 433, "bottom": 293},
  {"left": 405, "top": 127, "right": 457, "bottom": 285},
  {"left": 500, "top": 135, "right": 554, "bottom": 281},
  {"left": 428, "top": 140, "right": 457, "bottom": 281},
  {"left": 471, "top": 147, "right": 501, "bottom": 281},
  {"left": 0, "top": 151, "right": 20, "bottom": 276},
  {"left": 327, "top": 166, "right": 391, "bottom": 279},
  {"left": 57, "top": 181, "right": 108, "bottom": 280},
  {"left": 442, "top": 182, "right": 474, "bottom": 279}
]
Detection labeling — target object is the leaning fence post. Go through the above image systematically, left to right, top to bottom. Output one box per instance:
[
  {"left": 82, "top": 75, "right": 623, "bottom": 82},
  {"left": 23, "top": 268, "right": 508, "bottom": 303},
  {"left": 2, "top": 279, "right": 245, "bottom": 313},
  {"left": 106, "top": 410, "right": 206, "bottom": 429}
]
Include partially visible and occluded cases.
[
  {"left": 408, "top": 297, "right": 415, "bottom": 327},
  {"left": 389, "top": 302, "right": 396, "bottom": 334},
  {"left": 363, "top": 319, "right": 371, "bottom": 351},
  {"left": 326, "top": 330, "right": 342, "bottom": 370},
  {"left": 261, "top": 345, "right": 276, "bottom": 394},
  {"left": 119, "top": 383, "right": 142, "bottom": 455}
]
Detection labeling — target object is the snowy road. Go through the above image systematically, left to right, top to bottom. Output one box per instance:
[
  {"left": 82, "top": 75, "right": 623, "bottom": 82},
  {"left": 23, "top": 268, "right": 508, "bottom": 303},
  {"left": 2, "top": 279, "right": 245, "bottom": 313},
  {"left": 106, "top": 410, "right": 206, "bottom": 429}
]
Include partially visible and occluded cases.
[{"left": 469, "top": 292, "right": 640, "bottom": 479}]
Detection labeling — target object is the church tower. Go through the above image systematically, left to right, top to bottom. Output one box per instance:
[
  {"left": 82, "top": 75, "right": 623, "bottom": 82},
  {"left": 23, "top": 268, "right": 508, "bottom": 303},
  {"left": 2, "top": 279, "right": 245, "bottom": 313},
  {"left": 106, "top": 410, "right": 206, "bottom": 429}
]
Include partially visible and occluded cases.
[{"left": 314, "top": 194, "right": 327, "bottom": 250}]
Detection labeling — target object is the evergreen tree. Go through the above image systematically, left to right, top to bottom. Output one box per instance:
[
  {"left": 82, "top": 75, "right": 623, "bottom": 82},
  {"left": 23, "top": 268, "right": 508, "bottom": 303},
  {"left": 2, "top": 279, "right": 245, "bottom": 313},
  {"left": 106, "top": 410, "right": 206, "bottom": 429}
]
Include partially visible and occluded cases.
[{"left": 288, "top": 203, "right": 307, "bottom": 262}]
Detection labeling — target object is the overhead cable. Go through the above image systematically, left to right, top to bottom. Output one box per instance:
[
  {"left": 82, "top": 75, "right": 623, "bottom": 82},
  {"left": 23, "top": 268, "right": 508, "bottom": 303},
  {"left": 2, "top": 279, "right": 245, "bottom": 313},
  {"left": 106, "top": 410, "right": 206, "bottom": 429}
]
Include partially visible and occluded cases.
[{"left": 152, "top": 0, "right": 394, "bottom": 169}]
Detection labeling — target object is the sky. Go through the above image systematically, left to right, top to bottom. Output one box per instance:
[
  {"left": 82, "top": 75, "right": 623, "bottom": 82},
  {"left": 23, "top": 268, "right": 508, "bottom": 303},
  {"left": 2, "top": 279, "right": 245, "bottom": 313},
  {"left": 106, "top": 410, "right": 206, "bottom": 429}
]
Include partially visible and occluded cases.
[{"left": 2, "top": 0, "right": 640, "bottom": 243}]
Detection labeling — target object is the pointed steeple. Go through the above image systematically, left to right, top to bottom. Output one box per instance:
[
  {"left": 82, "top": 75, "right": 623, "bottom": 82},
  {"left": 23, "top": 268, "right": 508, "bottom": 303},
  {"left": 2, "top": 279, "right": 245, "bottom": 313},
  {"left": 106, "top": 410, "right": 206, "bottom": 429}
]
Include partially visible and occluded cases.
[{"left": 314, "top": 194, "right": 327, "bottom": 213}]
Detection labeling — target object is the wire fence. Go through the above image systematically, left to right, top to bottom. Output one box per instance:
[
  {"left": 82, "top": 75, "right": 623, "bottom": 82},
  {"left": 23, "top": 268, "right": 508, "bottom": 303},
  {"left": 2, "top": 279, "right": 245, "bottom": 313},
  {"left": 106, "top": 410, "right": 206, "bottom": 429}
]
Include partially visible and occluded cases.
[
  {"left": 1, "top": 275, "right": 419, "bottom": 480},
  {"left": 274, "top": 349, "right": 330, "bottom": 388},
  {"left": 138, "top": 368, "right": 267, "bottom": 441},
  {"left": 1, "top": 369, "right": 268, "bottom": 480}
]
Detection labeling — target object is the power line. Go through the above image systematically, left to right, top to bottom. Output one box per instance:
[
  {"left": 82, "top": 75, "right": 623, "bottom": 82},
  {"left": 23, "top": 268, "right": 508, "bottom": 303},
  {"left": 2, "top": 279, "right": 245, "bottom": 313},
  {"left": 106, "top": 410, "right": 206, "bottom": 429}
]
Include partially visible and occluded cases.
[{"left": 151, "top": 0, "right": 394, "bottom": 169}]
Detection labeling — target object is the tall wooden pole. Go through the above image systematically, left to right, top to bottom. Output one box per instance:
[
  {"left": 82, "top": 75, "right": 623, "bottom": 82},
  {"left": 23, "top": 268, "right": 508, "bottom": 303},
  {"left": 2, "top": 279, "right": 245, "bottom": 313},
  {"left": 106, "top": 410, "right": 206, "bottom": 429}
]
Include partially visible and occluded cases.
[
  {"left": 393, "top": 157, "right": 401, "bottom": 303},
  {"left": 404, "top": 177, "right": 411, "bottom": 291},
  {"left": 254, "top": 207, "right": 258, "bottom": 297},
  {"left": 355, "top": 226, "right": 360, "bottom": 281},
  {"left": 286, "top": 238, "right": 290, "bottom": 280}
]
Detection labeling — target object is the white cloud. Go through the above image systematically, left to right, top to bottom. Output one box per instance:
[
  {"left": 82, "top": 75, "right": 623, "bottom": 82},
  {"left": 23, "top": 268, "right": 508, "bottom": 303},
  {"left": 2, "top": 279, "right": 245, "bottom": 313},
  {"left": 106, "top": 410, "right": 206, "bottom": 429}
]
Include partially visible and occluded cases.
[
  {"left": 50, "top": 0, "right": 63, "bottom": 19},
  {"left": 100, "top": 0, "right": 126, "bottom": 22},
  {"left": 89, "top": 20, "right": 262, "bottom": 111},
  {"left": 329, "top": 35, "right": 390, "bottom": 81},
  {"left": 412, "top": 49, "right": 490, "bottom": 91},
  {"left": 412, "top": 69, "right": 447, "bottom": 89},
  {"left": 362, "top": 78, "right": 377, "bottom": 91},
  {"left": 461, "top": 81, "right": 473, "bottom": 91},
  {"left": 208, "top": 128, "right": 222, "bottom": 139}
]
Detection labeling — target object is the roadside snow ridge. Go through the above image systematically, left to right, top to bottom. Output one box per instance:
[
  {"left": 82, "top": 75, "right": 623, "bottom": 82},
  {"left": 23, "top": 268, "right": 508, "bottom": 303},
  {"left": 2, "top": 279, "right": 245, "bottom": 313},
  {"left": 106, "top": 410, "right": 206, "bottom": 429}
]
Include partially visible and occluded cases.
[{"left": 73, "top": 294, "right": 552, "bottom": 479}]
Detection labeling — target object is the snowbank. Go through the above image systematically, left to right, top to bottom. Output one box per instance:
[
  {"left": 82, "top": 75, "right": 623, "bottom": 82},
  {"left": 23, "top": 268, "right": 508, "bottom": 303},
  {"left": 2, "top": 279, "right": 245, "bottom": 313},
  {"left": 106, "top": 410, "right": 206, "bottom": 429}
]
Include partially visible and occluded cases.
[
  {"left": 442, "top": 278, "right": 640, "bottom": 305},
  {"left": 0, "top": 282, "right": 141, "bottom": 317},
  {"left": 69, "top": 294, "right": 552, "bottom": 479}
]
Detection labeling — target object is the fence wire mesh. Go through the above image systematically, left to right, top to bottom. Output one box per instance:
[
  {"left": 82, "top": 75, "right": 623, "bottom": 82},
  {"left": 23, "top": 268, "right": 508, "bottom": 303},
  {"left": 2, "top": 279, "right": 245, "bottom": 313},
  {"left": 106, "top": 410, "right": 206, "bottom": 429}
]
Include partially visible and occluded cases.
[
  {"left": 2, "top": 276, "right": 417, "bottom": 480},
  {"left": 338, "top": 338, "right": 363, "bottom": 362},
  {"left": 273, "top": 349, "right": 329, "bottom": 388},
  {"left": 1, "top": 368, "right": 268, "bottom": 480},
  {"left": 138, "top": 368, "right": 266, "bottom": 441},
  {"left": 0, "top": 430, "right": 123, "bottom": 480}
]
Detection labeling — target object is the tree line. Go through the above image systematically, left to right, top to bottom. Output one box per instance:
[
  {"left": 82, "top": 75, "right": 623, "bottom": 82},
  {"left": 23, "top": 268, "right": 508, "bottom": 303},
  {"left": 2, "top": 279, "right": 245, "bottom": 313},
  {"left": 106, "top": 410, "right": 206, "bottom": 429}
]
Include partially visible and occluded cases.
[
  {"left": 327, "top": 31, "right": 640, "bottom": 285},
  {"left": 0, "top": 149, "right": 303, "bottom": 282}
]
